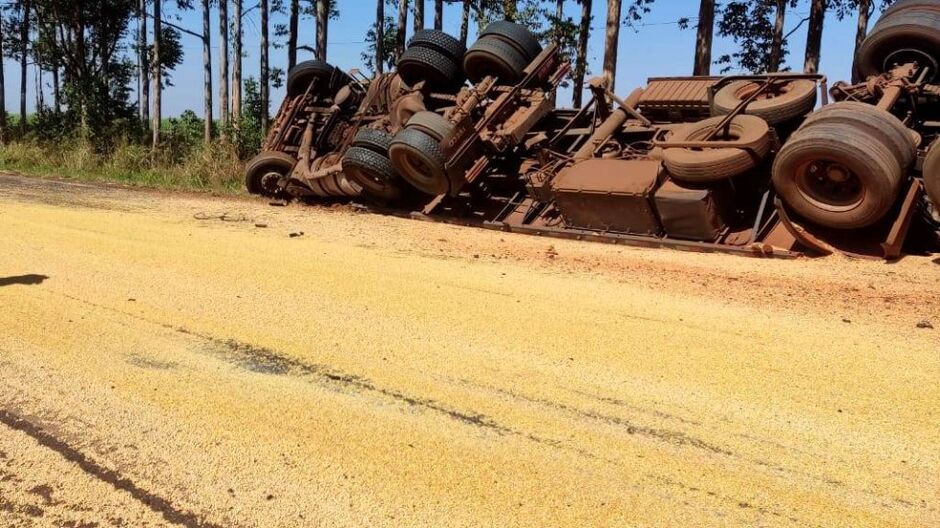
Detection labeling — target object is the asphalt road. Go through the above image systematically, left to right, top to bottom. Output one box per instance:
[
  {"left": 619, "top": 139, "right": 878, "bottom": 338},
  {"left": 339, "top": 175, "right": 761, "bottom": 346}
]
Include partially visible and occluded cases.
[{"left": 1, "top": 172, "right": 938, "bottom": 527}]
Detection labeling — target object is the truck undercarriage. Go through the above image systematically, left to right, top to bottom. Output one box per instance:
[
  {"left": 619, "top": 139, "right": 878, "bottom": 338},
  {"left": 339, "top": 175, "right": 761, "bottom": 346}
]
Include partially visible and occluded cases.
[{"left": 245, "top": 1, "right": 940, "bottom": 260}]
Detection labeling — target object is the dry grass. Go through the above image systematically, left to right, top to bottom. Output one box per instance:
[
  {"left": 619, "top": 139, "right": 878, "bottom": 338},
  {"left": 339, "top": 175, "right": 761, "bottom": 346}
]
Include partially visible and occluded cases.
[{"left": 0, "top": 139, "right": 245, "bottom": 192}]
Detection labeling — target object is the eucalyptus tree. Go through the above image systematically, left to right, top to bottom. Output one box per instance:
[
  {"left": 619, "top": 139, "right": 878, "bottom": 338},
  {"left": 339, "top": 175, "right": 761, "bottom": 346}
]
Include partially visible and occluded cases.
[
  {"left": 572, "top": 0, "right": 591, "bottom": 108},
  {"left": 693, "top": 0, "right": 716, "bottom": 75}
]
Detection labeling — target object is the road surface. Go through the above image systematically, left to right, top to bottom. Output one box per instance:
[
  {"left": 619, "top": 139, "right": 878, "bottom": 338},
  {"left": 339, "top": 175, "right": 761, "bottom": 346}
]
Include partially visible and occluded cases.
[{"left": 1, "top": 172, "right": 938, "bottom": 527}]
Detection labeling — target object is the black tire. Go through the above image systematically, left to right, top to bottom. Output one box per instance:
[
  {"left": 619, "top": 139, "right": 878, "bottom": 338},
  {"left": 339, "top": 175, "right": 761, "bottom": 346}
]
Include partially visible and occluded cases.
[
  {"left": 880, "top": 0, "right": 940, "bottom": 20},
  {"left": 856, "top": 8, "right": 940, "bottom": 80},
  {"left": 479, "top": 21, "right": 542, "bottom": 62},
  {"left": 408, "top": 29, "right": 466, "bottom": 62},
  {"left": 463, "top": 37, "right": 529, "bottom": 84},
  {"left": 396, "top": 46, "right": 464, "bottom": 92},
  {"left": 287, "top": 60, "right": 350, "bottom": 97},
  {"left": 711, "top": 79, "right": 817, "bottom": 125},
  {"left": 797, "top": 101, "right": 917, "bottom": 170},
  {"left": 404, "top": 111, "right": 453, "bottom": 141},
  {"left": 661, "top": 115, "right": 772, "bottom": 183},
  {"left": 772, "top": 122, "right": 904, "bottom": 229},
  {"left": 351, "top": 128, "right": 394, "bottom": 155},
  {"left": 389, "top": 128, "right": 451, "bottom": 195},
  {"left": 923, "top": 139, "right": 940, "bottom": 213},
  {"left": 342, "top": 146, "right": 403, "bottom": 200},
  {"left": 245, "top": 151, "right": 296, "bottom": 197},
  {"left": 324, "top": 173, "right": 362, "bottom": 197}
]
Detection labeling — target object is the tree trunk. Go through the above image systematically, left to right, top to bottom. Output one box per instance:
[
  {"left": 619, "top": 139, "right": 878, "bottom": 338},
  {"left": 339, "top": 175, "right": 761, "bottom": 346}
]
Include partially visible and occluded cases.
[
  {"left": 20, "top": 0, "right": 30, "bottom": 136},
  {"left": 140, "top": 0, "right": 149, "bottom": 125},
  {"left": 152, "top": 0, "right": 161, "bottom": 149},
  {"left": 202, "top": 0, "right": 213, "bottom": 142},
  {"left": 219, "top": 0, "right": 229, "bottom": 137},
  {"left": 232, "top": 0, "right": 242, "bottom": 133},
  {"left": 261, "top": 0, "right": 269, "bottom": 133},
  {"left": 288, "top": 0, "right": 299, "bottom": 70},
  {"left": 316, "top": 0, "right": 328, "bottom": 61},
  {"left": 376, "top": 0, "right": 385, "bottom": 74},
  {"left": 396, "top": 0, "right": 409, "bottom": 60},
  {"left": 414, "top": 0, "right": 424, "bottom": 32},
  {"left": 434, "top": 0, "right": 442, "bottom": 30},
  {"left": 459, "top": 0, "right": 470, "bottom": 47},
  {"left": 554, "top": 0, "right": 564, "bottom": 45},
  {"left": 572, "top": 0, "right": 591, "bottom": 108},
  {"left": 602, "top": 0, "right": 621, "bottom": 92},
  {"left": 693, "top": 0, "right": 715, "bottom": 75},
  {"left": 768, "top": 0, "right": 786, "bottom": 73},
  {"left": 804, "top": 0, "right": 826, "bottom": 73},
  {"left": 853, "top": 0, "right": 871, "bottom": 82},
  {"left": 0, "top": 28, "right": 6, "bottom": 146},
  {"left": 52, "top": 65, "right": 60, "bottom": 113}
]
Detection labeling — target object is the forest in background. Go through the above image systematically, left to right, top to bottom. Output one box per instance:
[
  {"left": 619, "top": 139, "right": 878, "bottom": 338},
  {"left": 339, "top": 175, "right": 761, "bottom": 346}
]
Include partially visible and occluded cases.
[{"left": 0, "top": 0, "right": 899, "bottom": 191}]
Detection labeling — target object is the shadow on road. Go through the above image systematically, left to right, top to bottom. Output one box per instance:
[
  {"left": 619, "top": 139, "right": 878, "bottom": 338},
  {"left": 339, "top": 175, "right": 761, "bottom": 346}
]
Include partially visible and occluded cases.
[{"left": 0, "top": 274, "right": 50, "bottom": 287}]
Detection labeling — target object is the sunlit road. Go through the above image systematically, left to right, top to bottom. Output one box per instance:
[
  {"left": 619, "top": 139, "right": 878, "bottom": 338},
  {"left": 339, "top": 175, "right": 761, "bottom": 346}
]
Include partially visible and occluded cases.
[{"left": 1, "top": 172, "right": 938, "bottom": 527}]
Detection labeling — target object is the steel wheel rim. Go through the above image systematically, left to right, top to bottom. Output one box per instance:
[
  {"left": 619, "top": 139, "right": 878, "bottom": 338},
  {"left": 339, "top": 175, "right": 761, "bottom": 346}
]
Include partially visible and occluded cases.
[{"left": 795, "top": 160, "right": 864, "bottom": 212}]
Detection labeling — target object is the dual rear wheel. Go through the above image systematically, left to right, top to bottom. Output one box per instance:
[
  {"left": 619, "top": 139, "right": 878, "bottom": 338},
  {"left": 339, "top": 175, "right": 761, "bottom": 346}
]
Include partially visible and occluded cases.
[{"left": 772, "top": 102, "right": 917, "bottom": 229}]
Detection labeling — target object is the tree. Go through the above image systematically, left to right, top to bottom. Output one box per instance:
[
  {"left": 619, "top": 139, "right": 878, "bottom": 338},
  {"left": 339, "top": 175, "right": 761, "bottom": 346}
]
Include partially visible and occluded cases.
[
  {"left": 16, "top": 0, "right": 30, "bottom": 135},
  {"left": 139, "top": 0, "right": 150, "bottom": 124},
  {"left": 153, "top": 0, "right": 161, "bottom": 147},
  {"left": 202, "top": 0, "right": 212, "bottom": 141},
  {"left": 219, "top": 0, "right": 229, "bottom": 136},
  {"left": 232, "top": 0, "right": 242, "bottom": 134},
  {"left": 261, "top": 0, "right": 270, "bottom": 133},
  {"left": 287, "top": 0, "right": 299, "bottom": 70},
  {"left": 316, "top": 0, "right": 328, "bottom": 60},
  {"left": 375, "top": 0, "right": 385, "bottom": 73},
  {"left": 397, "top": 0, "right": 409, "bottom": 59},
  {"left": 414, "top": 0, "right": 424, "bottom": 31},
  {"left": 434, "top": 0, "right": 443, "bottom": 30},
  {"left": 458, "top": 0, "right": 470, "bottom": 46},
  {"left": 503, "top": 0, "right": 517, "bottom": 22},
  {"left": 572, "top": 0, "right": 591, "bottom": 108},
  {"left": 602, "top": 0, "right": 621, "bottom": 91},
  {"left": 694, "top": 0, "right": 715, "bottom": 75},
  {"left": 717, "top": 0, "right": 793, "bottom": 74},
  {"left": 769, "top": 0, "right": 788, "bottom": 72},
  {"left": 804, "top": 0, "right": 826, "bottom": 72},
  {"left": 854, "top": 0, "right": 872, "bottom": 63},
  {"left": 0, "top": 15, "right": 6, "bottom": 145},
  {"left": 363, "top": 16, "right": 398, "bottom": 75}
]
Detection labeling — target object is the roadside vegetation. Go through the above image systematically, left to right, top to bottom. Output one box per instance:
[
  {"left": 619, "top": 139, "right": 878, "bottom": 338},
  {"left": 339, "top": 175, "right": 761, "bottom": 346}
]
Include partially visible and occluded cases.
[{"left": 0, "top": 0, "right": 897, "bottom": 191}]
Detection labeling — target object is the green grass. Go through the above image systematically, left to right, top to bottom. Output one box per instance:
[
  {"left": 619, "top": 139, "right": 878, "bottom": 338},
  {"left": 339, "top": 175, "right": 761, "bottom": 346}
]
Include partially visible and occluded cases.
[{"left": 0, "top": 139, "right": 245, "bottom": 193}]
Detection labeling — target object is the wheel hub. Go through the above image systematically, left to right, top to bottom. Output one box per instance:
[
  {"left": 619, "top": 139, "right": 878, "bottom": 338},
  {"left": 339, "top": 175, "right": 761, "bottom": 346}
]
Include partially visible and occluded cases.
[{"left": 799, "top": 161, "right": 863, "bottom": 211}]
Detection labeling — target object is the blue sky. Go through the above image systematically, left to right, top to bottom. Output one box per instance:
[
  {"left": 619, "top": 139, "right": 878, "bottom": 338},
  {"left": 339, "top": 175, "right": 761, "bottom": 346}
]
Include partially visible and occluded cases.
[{"left": 3, "top": 0, "right": 874, "bottom": 117}]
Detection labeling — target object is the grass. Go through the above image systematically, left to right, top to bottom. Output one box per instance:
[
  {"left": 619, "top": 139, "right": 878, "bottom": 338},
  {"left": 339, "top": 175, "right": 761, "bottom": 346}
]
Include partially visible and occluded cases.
[{"left": 0, "top": 138, "right": 246, "bottom": 193}]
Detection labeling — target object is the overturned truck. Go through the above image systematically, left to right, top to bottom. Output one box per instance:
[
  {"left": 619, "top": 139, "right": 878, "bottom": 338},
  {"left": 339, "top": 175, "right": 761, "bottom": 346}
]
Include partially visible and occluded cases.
[{"left": 246, "top": 0, "right": 940, "bottom": 259}]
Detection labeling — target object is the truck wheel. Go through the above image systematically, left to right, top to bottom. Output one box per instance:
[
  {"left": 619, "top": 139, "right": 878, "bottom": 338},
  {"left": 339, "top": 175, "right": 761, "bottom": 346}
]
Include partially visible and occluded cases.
[
  {"left": 855, "top": 7, "right": 940, "bottom": 80},
  {"left": 478, "top": 21, "right": 542, "bottom": 62},
  {"left": 408, "top": 29, "right": 466, "bottom": 63},
  {"left": 463, "top": 37, "right": 529, "bottom": 84},
  {"left": 397, "top": 46, "right": 464, "bottom": 92},
  {"left": 287, "top": 60, "right": 349, "bottom": 97},
  {"left": 711, "top": 79, "right": 817, "bottom": 124},
  {"left": 797, "top": 101, "right": 917, "bottom": 170},
  {"left": 403, "top": 111, "right": 453, "bottom": 141},
  {"left": 661, "top": 115, "right": 772, "bottom": 183},
  {"left": 772, "top": 122, "right": 904, "bottom": 229},
  {"left": 352, "top": 128, "right": 394, "bottom": 155},
  {"left": 389, "top": 128, "right": 450, "bottom": 195},
  {"left": 923, "top": 139, "right": 940, "bottom": 212},
  {"left": 342, "top": 146, "right": 403, "bottom": 200},
  {"left": 245, "top": 151, "right": 296, "bottom": 197}
]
